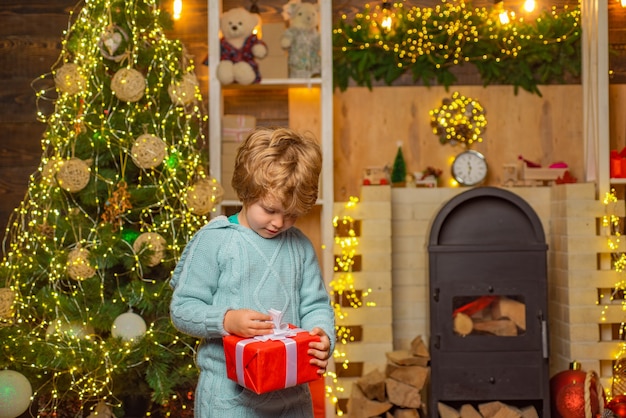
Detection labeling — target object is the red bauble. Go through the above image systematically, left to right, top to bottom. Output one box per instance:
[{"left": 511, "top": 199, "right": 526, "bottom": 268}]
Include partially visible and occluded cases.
[
  {"left": 550, "top": 364, "right": 603, "bottom": 418},
  {"left": 608, "top": 395, "right": 626, "bottom": 418}
]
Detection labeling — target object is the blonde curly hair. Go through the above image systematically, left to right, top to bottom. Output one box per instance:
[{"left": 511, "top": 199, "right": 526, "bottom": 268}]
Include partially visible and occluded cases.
[{"left": 232, "top": 127, "right": 322, "bottom": 217}]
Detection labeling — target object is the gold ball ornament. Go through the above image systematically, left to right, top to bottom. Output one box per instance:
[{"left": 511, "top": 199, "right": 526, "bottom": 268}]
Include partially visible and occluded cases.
[
  {"left": 54, "top": 63, "right": 86, "bottom": 95},
  {"left": 111, "top": 68, "right": 145, "bottom": 102},
  {"left": 168, "top": 73, "right": 199, "bottom": 106},
  {"left": 131, "top": 134, "right": 167, "bottom": 169},
  {"left": 56, "top": 158, "right": 91, "bottom": 192},
  {"left": 184, "top": 178, "right": 224, "bottom": 215},
  {"left": 133, "top": 232, "right": 166, "bottom": 267},
  {"left": 67, "top": 247, "right": 96, "bottom": 280},
  {"left": 0, "top": 288, "right": 15, "bottom": 326}
]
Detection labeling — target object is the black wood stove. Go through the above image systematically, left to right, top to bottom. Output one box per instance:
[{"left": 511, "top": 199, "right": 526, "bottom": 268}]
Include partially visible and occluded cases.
[{"left": 428, "top": 187, "right": 550, "bottom": 417}]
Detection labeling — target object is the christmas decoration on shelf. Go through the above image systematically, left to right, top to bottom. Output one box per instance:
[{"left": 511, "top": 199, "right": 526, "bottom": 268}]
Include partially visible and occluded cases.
[
  {"left": 0, "top": 0, "right": 221, "bottom": 416},
  {"left": 333, "top": 1, "right": 581, "bottom": 95},
  {"left": 430, "top": 92, "right": 487, "bottom": 147},
  {"left": 391, "top": 143, "right": 407, "bottom": 187},
  {"left": 327, "top": 197, "right": 376, "bottom": 416}
]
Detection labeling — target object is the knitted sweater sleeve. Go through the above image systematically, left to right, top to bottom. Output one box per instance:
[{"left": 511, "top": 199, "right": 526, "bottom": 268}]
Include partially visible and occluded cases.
[{"left": 169, "top": 220, "right": 231, "bottom": 339}]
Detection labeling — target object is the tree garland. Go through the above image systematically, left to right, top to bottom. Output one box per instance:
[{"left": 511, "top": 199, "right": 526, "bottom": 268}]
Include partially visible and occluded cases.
[{"left": 333, "top": 1, "right": 581, "bottom": 96}]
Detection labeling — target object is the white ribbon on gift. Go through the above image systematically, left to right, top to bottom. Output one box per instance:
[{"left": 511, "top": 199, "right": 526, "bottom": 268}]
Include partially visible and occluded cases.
[
  {"left": 222, "top": 115, "right": 253, "bottom": 142},
  {"left": 235, "top": 309, "right": 304, "bottom": 390}
]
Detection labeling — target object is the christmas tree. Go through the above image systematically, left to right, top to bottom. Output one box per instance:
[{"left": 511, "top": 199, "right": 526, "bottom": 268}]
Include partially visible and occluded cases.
[
  {"left": 0, "top": 0, "right": 222, "bottom": 416},
  {"left": 391, "top": 144, "right": 407, "bottom": 186}
]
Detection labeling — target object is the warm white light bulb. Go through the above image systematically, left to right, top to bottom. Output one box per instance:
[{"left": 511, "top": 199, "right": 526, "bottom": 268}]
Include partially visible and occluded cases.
[
  {"left": 173, "top": 0, "right": 182, "bottom": 20},
  {"left": 523, "top": 0, "right": 536, "bottom": 12},
  {"left": 499, "top": 10, "right": 510, "bottom": 24}
]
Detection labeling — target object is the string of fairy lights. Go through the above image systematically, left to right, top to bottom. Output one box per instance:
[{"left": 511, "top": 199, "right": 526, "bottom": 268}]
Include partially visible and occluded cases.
[
  {"left": 332, "top": 1, "right": 582, "bottom": 94},
  {"left": 601, "top": 191, "right": 626, "bottom": 397},
  {"left": 326, "top": 197, "right": 376, "bottom": 416}
]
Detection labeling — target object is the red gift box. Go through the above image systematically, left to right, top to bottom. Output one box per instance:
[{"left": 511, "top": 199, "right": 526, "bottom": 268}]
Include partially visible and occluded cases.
[{"left": 223, "top": 326, "right": 322, "bottom": 394}]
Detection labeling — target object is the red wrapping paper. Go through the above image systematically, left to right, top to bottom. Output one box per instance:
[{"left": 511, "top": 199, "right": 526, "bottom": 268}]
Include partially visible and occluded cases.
[{"left": 223, "top": 326, "right": 322, "bottom": 394}]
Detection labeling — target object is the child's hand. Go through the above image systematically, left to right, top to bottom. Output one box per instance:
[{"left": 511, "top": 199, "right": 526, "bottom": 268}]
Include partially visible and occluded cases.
[
  {"left": 224, "top": 309, "right": 274, "bottom": 338},
  {"left": 308, "top": 327, "right": 331, "bottom": 374}
]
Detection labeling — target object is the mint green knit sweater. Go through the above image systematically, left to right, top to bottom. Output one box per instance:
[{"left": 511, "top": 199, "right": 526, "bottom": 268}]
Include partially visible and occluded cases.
[{"left": 170, "top": 216, "right": 335, "bottom": 417}]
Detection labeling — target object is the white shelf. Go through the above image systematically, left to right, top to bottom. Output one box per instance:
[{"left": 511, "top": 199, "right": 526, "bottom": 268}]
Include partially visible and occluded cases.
[{"left": 207, "top": 0, "right": 334, "bottom": 304}]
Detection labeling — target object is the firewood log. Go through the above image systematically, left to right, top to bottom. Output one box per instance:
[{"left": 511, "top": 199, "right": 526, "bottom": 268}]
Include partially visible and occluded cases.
[
  {"left": 491, "top": 297, "right": 526, "bottom": 330},
  {"left": 453, "top": 312, "right": 474, "bottom": 336},
  {"left": 472, "top": 318, "right": 518, "bottom": 336},
  {"left": 409, "top": 335, "right": 430, "bottom": 359},
  {"left": 386, "top": 350, "right": 429, "bottom": 367},
  {"left": 385, "top": 364, "right": 429, "bottom": 390},
  {"left": 357, "top": 368, "right": 386, "bottom": 402},
  {"left": 386, "top": 378, "right": 421, "bottom": 408},
  {"left": 347, "top": 383, "right": 393, "bottom": 418},
  {"left": 479, "top": 401, "right": 521, "bottom": 418},
  {"left": 438, "top": 402, "right": 461, "bottom": 418},
  {"left": 460, "top": 404, "right": 483, "bottom": 418},
  {"left": 520, "top": 406, "right": 539, "bottom": 418},
  {"left": 393, "top": 408, "right": 420, "bottom": 418}
]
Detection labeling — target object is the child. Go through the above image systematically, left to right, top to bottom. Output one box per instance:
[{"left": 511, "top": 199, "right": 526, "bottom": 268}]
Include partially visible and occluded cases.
[{"left": 170, "top": 127, "right": 335, "bottom": 417}]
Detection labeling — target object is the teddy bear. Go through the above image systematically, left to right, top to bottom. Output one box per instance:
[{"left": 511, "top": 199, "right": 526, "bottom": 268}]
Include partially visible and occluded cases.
[
  {"left": 281, "top": 0, "right": 321, "bottom": 78},
  {"left": 216, "top": 7, "right": 268, "bottom": 85}
]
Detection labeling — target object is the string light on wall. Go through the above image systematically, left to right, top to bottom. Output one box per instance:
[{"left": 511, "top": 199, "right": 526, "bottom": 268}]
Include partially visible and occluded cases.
[
  {"left": 333, "top": 1, "right": 581, "bottom": 95},
  {"left": 601, "top": 190, "right": 626, "bottom": 402},
  {"left": 326, "top": 196, "right": 375, "bottom": 416}
]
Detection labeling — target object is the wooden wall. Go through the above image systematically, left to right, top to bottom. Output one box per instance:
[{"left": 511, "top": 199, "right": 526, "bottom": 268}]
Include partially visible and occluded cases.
[{"left": 2, "top": 0, "right": 626, "bottom": 243}]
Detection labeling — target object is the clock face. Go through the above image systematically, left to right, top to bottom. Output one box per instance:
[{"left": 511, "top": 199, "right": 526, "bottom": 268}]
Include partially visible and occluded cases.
[{"left": 451, "top": 150, "right": 488, "bottom": 186}]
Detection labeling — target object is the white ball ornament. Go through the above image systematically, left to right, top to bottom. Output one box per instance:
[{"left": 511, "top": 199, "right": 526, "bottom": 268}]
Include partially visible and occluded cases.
[
  {"left": 112, "top": 312, "right": 147, "bottom": 341},
  {"left": 0, "top": 369, "right": 33, "bottom": 418}
]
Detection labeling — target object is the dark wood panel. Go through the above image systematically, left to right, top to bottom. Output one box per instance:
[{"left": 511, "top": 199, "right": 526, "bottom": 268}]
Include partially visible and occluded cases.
[
  {"left": 0, "top": 36, "right": 63, "bottom": 77},
  {"left": 0, "top": 78, "right": 52, "bottom": 123},
  {"left": 0, "top": 124, "right": 45, "bottom": 165}
]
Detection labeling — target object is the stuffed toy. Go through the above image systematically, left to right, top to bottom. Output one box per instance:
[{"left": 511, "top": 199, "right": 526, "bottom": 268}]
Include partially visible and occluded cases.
[
  {"left": 281, "top": 0, "right": 321, "bottom": 78},
  {"left": 217, "top": 7, "right": 268, "bottom": 85}
]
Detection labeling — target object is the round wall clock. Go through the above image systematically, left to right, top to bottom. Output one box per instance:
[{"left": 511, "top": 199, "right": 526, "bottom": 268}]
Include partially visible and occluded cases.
[{"left": 451, "top": 150, "right": 488, "bottom": 186}]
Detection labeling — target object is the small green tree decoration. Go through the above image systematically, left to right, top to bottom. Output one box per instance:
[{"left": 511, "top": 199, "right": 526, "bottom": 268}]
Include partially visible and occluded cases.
[{"left": 391, "top": 143, "right": 407, "bottom": 187}]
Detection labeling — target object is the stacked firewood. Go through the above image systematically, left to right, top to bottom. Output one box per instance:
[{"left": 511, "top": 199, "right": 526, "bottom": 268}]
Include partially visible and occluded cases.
[
  {"left": 453, "top": 296, "right": 526, "bottom": 337},
  {"left": 346, "top": 336, "right": 430, "bottom": 418},
  {"left": 438, "top": 401, "right": 539, "bottom": 418}
]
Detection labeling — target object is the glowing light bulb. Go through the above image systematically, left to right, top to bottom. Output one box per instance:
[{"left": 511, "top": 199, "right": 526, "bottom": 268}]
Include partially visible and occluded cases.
[
  {"left": 173, "top": 0, "right": 182, "bottom": 20},
  {"left": 523, "top": 0, "right": 536, "bottom": 12},
  {"left": 499, "top": 9, "right": 510, "bottom": 24}
]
